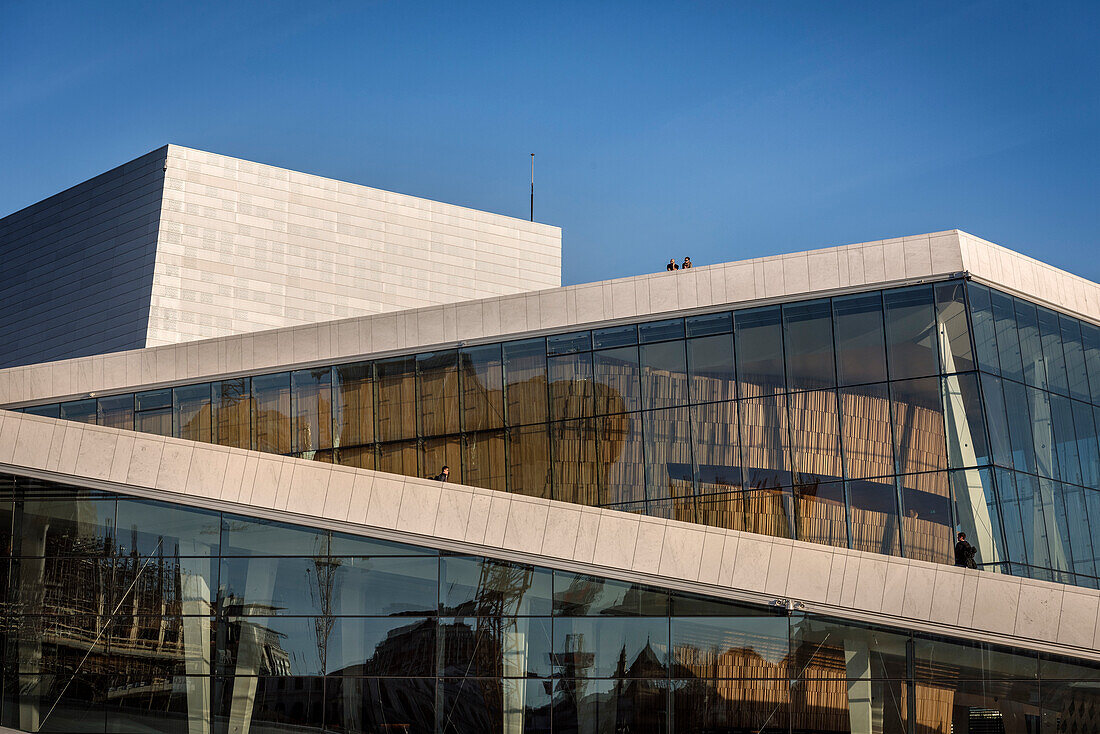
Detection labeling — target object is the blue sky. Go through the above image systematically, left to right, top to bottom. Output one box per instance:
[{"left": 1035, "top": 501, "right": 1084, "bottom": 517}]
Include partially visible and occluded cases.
[{"left": 2, "top": 1, "right": 1099, "bottom": 285}]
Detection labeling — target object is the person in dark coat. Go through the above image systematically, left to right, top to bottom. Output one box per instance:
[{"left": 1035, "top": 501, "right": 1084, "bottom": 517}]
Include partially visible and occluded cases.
[
  {"left": 682, "top": 256, "right": 692, "bottom": 269},
  {"left": 666, "top": 258, "right": 679, "bottom": 271},
  {"left": 429, "top": 465, "right": 450, "bottom": 482},
  {"left": 954, "top": 532, "right": 977, "bottom": 568}
]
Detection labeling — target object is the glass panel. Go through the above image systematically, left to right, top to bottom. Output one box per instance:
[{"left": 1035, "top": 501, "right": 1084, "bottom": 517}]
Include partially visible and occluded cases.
[
  {"left": 935, "top": 280, "right": 974, "bottom": 372},
  {"left": 968, "top": 282, "right": 999, "bottom": 374},
  {"left": 884, "top": 285, "right": 938, "bottom": 379},
  {"left": 991, "top": 290, "right": 1023, "bottom": 381},
  {"left": 833, "top": 291, "right": 887, "bottom": 386},
  {"left": 1015, "top": 298, "right": 1047, "bottom": 389},
  {"left": 783, "top": 299, "right": 835, "bottom": 390},
  {"left": 735, "top": 306, "right": 785, "bottom": 397},
  {"left": 1039, "top": 306, "right": 1069, "bottom": 395},
  {"left": 686, "top": 311, "right": 732, "bottom": 337},
  {"left": 1061, "top": 314, "right": 1090, "bottom": 401},
  {"left": 638, "top": 317, "right": 685, "bottom": 343},
  {"left": 1083, "top": 321, "right": 1100, "bottom": 403},
  {"left": 592, "top": 324, "right": 637, "bottom": 349},
  {"left": 547, "top": 330, "right": 591, "bottom": 355},
  {"left": 686, "top": 333, "right": 736, "bottom": 404},
  {"left": 503, "top": 338, "right": 548, "bottom": 426},
  {"left": 640, "top": 340, "right": 688, "bottom": 409},
  {"left": 459, "top": 344, "right": 504, "bottom": 431},
  {"left": 592, "top": 346, "right": 640, "bottom": 414},
  {"left": 418, "top": 350, "right": 460, "bottom": 436},
  {"left": 548, "top": 352, "right": 593, "bottom": 421},
  {"left": 376, "top": 356, "right": 417, "bottom": 441},
  {"left": 333, "top": 361, "right": 373, "bottom": 448},
  {"left": 291, "top": 367, "right": 332, "bottom": 454},
  {"left": 252, "top": 372, "right": 291, "bottom": 454},
  {"left": 941, "top": 373, "right": 989, "bottom": 468},
  {"left": 981, "top": 373, "right": 1013, "bottom": 467},
  {"left": 890, "top": 377, "right": 947, "bottom": 475},
  {"left": 213, "top": 378, "right": 251, "bottom": 449},
  {"left": 1002, "top": 380, "right": 1036, "bottom": 474},
  {"left": 174, "top": 383, "right": 212, "bottom": 442},
  {"left": 840, "top": 383, "right": 893, "bottom": 479},
  {"left": 1026, "top": 386, "right": 1057, "bottom": 479},
  {"left": 135, "top": 388, "right": 171, "bottom": 412},
  {"left": 787, "top": 389, "right": 841, "bottom": 485},
  {"left": 739, "top": 393, "right": 790, "bottom": 488},
  {"left": 1050, "top": 393, "right": 1081, "bottom": 485},
  {"left": 98, "top": 394, "right": 133, "bottom": 431},
  {"left": 59, "top": 399, "right": 97, "bottom": 424},
  {"left": 1072, "top": 399, "right": 1099, "bottom": 487},
  {"left": 691, "top": 401, "right": 741, "bottom": 495},
  {"left": 17, "top": 403, "right": 58, "bottom": 418},
  {"left": 135, "top": 406, "right": 172, "bottom": 436},
  {"left": 643, "top": 407, "right": 693, "bottom": 501},
  {"left": 599, "top": 412, "right": 645, "bottom": 504},
  {"left": 552, "top": 419, "right": 598, "bottom": 506},
  {"left": 508, "top": 424, "right": 551, "bottom": 499},
  {"left": 462, "top": 430, "right": 507, "bottom": 493},
  {"left": 421, "top": 435, "right": 460, "bottom": 481},
  {"left": 378, "top": 439, "right": 419, "bottom": 477},
  {"left": 337, "top": 444, "right": 375, "bottom": 470},
  {"left": 950, "top": 468, "right": 1004, "bottom": 571},
  {"left": 994, "top": 469, "right": 1028, "bottom": 568},
  {"left": 899, "top": 472, "right": 953, "bottom": 564},
  {"left": 847, "top": 478, "right": 901, "bottom": 556},
  {"left": 794, "top": 480, "right": 848, "bottom": 548},
  {"left": 1059, "top": 482, "right": 1096, "bottom": 580},
  {"left": 741, "top": 486, "right": 795, "bottom": 539},
  {"left": 14, "top": 497, "right": 115, "bottom": 559},
  {"left": 116, "top": 497, "right": 220, "bottom": 557},
  {"left": 220, "top": 555, "right": 437, "bottom": 617},
  {"left": 441, "top": 557, "right": 551, "bottom": 616},
  {"left": 553, "top": 572, "right": 668, "bottom": 616},
  {"left": 672, "top": 615, "right": 789, "bottom": 678},
  {"left": 791, "top": 615, "right": 908, "bottom": 679},
  {"left": 439, "top": 616, "right": 552, "bottom": 677},
  {"left": 334, "top": 617, "right": 437, "bottom": 675},
  {"left": 552, "top": 617, "right": 668, "bottom": 677},
  {"left": 914, "top": 635, "right": 1037, "bottom": 679},
  {"left": 1, "top": 668, "right": 109, "bottom": 733},
  {"left": 214, "top": 676, "right": 324, "bottom": 729},
  {"left": 324, "top": 677, "right": 435, "bottom": 734},
  {"left": 439, "top": 677, "right": 550, "bottom": 733},
  {"left": 556, "top": 678, "right": 668, "bottom": 734},
  {"left": 672, "top": 678, "right": 787, "bottom": 734}
]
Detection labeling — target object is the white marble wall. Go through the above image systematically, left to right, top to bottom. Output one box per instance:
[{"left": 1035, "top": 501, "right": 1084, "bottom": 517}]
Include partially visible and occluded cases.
[
  {"left": 148, "top": 145, "right": 561, "bottom": 344},
  {"left": 2, "top": 408, "right": 1097, "bottom": 659}
]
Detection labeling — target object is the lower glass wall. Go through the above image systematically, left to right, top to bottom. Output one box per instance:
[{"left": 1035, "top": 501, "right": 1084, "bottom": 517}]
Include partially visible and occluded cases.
[{"left": 1, "top": 472, "right": 1097, "bottom": 733}]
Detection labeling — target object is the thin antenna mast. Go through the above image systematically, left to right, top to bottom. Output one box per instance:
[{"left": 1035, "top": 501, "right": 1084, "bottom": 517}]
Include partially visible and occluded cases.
[{"left": 530, "top": 153, "right": 535, "bottom": 222}]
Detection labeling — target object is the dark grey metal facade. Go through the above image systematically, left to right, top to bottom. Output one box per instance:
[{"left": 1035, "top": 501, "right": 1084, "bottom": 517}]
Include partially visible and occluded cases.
[{"left": 0, "top": 147, "right": 167, "bottom": 368}]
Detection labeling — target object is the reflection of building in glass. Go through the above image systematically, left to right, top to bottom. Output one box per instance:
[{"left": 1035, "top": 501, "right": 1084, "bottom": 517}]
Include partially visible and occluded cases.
[{"left": 2, "top": 152, "right": 1099, "bottom": 733}]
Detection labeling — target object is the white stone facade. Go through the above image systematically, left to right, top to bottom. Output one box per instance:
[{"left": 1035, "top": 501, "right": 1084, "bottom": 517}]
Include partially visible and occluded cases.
[{"left": 149, "top": 145, "right": 561, "bottom": 345}]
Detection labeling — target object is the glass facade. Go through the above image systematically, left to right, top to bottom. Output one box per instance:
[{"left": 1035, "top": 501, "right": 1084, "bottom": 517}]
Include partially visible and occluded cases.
[
  {"left": 10, "top": 278, "right": 1100, "bottom": 587},
  {"left": 967, "top": 282, "right": 1100, "bottom": 587},
  {"left": 2, "top": 473, "right": 1096, "bottom": 734}
]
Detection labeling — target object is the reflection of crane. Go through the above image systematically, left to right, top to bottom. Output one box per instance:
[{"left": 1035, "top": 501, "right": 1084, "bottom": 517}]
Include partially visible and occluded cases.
[
  {"left": 308, "top": 535, "right": 341, "bottom": 675},
  {"left": 443, "top": 561, "right": 535, "bottom": 734}
]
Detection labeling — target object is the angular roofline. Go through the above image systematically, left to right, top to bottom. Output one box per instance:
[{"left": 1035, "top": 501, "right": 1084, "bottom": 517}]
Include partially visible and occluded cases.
[
  {"left": 1, "top": 229, "right": 1097, "bottom": 407},
  {"left": 2, "top": 407, "right": 1097, "bottom": 660}
]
